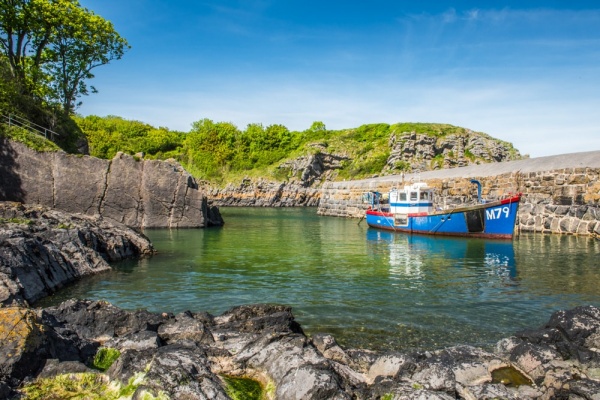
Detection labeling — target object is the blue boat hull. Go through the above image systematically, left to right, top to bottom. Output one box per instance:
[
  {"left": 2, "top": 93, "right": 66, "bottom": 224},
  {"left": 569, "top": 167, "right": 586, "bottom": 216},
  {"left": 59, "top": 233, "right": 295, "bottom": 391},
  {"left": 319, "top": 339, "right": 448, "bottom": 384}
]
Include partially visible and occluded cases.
[{"left": 366, "top": 196, "right": 520, "bottom": 239}]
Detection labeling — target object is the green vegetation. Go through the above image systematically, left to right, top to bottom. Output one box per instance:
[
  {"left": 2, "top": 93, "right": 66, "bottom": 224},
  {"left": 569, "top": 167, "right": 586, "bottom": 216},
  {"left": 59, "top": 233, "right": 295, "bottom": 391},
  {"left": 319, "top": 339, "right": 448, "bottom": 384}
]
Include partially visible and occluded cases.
[
  {"left": 0, "top": 0, "right": 129, "bottom": 151},
  {"left": 0, "top": 0, "right": 128, "bottom": 115},
  {"left": 73, "top": 115, "right": 183, "bottom": 160},
  {"left": 73, "top": 116, "right": 518, "bottom": 186},
  {"left": 0, "top": 125, "right": 60, "bottom": 152},
  {"left": 464, "top": 148, "right": 476, "bottom": 161},
  {"left": 430, "top": 154, "right": 445, "bottom": 169},
  {"left": 393, "top": 160, "right": 412, "bottom": 172},
  {"left": 0, "top": 217, "right": 33, "bottom": 225},
  {"left": 92, "top": 347, "right": 121, "bottom": 371},
  {"left": 20, "top": 372, "right": 168, "bottom": 400},
  {"left": 222, "top": 375, "right": 265, "bottom": 400}
]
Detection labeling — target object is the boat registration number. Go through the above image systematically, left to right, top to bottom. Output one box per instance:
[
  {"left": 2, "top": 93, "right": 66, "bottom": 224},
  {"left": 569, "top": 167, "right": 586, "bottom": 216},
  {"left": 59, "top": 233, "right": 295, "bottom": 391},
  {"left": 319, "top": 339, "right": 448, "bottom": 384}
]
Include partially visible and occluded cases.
[{"left": 486, "top": 206, "right": 510, "bottom": 220}]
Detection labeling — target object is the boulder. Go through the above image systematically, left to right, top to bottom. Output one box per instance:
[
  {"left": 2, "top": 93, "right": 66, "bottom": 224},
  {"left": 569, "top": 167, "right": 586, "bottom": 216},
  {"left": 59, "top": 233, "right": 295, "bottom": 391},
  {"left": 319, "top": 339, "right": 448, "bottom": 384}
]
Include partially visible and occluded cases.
[
  {"left": 2, "top": 301, "right": 600, "bottom": 399},
  {"left": 0, "top": 307, "right": 47, "bottom": 381}
]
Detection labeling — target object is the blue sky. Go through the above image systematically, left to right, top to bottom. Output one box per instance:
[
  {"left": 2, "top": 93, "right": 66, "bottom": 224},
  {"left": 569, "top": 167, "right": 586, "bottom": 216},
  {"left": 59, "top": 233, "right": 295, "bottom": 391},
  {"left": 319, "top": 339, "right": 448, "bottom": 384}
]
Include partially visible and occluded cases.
[{"left": 77, "top": 1, "right": 600, "bottom": 157}]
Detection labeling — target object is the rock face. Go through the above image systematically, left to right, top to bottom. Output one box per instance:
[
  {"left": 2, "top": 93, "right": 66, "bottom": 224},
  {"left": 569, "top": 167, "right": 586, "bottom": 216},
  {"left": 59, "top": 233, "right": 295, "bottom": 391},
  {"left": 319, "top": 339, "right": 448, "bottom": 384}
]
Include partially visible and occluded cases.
[
  {"left": 386, "top": 132, "right": 520, "bottom": 172},
  {"left": 207, "top": 134, "right": 519, "bottom": 207},
  {"left": 0, "top": 138, "right": 223, "bottom": 228},
  {"left": 278, "top": 148, "right": 351, "bottom": 187},
  {"left": 207, "top": 149, "right": 345, "bottom": 207},
  {"left": 206, "top": 179, "right": 321, "bottom": 207},
  {"left": 0, "top": 202, "right": 154, "bottom": 306},
  {"left": 1, "top": 301, "right": 600, "bottom": 399}
]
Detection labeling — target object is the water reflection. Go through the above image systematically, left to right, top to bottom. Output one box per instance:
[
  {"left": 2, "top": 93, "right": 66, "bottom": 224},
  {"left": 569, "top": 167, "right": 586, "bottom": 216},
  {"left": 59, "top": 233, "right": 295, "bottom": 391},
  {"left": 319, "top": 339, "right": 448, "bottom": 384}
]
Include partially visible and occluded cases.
[
  {"left": 35, "top": 208, "right": 600, "bottom": 353},
  {"left": 366, "top": 229, "right": 516, "bottom": 282}
]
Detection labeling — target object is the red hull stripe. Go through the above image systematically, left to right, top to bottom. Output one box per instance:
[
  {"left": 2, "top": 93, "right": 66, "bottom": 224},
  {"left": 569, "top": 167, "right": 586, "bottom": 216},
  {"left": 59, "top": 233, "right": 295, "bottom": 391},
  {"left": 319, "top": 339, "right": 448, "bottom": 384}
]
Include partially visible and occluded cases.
[{"left": 365, "top": 223, "right": 514, "bottom": 239}]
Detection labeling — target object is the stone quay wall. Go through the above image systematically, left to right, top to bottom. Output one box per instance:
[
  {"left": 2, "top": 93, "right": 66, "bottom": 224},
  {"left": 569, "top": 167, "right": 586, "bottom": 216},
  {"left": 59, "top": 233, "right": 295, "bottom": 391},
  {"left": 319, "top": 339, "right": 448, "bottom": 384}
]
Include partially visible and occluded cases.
[{"left": 317, "top": 151, "right": 600, "bottom": 236}]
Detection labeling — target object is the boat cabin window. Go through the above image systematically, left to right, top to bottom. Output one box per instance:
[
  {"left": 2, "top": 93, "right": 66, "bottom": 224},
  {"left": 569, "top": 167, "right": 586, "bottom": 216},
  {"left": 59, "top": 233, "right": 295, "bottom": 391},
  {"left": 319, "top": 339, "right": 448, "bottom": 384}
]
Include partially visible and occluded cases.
[
  {"left": 399, "top": 192, "right": 407, "bottom": 201},
  {"left": 410, "top": 192, "right": 418, "bottom": 201}
]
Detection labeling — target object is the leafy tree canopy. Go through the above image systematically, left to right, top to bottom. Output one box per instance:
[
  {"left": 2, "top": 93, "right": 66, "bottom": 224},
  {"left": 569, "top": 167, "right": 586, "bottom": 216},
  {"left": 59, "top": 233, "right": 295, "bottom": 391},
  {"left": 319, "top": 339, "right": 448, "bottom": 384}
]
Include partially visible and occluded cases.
[
  {"left": 0, "top": 0, "right": 129, "bottom": 114},
  {"left": 0, "top": 0, "right": 129, "bottom": 151},
  {"left": 75, "top": 116, "right": 520, "bottom": 185}
]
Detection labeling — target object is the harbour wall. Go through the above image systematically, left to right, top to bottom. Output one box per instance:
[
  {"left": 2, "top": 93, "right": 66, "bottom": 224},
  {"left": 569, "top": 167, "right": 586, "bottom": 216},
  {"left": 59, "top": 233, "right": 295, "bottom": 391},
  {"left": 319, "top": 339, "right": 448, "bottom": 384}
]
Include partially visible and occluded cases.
[{"left": 317, "top": 151, "right": 600, "bottom": 236}]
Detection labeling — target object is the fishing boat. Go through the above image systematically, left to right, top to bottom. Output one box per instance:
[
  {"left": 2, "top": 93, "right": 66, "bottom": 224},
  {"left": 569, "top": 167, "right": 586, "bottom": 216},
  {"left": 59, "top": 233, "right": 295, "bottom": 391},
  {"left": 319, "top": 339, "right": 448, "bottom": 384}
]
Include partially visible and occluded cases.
[{"left": 363, "top": 180, "right": 521, "bottom": 239}]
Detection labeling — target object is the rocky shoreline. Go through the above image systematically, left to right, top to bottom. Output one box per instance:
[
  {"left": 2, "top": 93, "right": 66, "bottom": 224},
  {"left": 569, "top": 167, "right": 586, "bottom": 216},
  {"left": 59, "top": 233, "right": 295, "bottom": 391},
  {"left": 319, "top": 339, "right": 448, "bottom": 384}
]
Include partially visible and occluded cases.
[
  {"left": 1, "top": 193, "right": 599, "bottom": 398},
  {"left": 0, "top": 202, "right": 154, "bottom": 306},
  {"left": 1, "top": 203, "right": 600, "bottom": 399},
  {"left": 1, "top": 299, "right": 599, "bottom": 399}
]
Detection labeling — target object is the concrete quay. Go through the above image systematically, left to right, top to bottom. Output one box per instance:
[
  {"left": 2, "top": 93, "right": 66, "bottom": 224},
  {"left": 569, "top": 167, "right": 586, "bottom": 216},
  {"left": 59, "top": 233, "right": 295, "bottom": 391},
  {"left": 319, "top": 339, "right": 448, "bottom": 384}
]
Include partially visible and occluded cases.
[{"left": 317, "top": 150, "right": 600, "bottom": 236}]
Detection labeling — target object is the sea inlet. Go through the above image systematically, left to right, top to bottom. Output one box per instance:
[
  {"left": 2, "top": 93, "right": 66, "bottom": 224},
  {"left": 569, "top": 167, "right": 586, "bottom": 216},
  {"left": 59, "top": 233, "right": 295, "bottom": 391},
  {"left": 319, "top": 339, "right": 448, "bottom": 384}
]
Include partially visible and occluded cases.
[{"left": 36, "top": 207, "right": 600, "bottom": 352}]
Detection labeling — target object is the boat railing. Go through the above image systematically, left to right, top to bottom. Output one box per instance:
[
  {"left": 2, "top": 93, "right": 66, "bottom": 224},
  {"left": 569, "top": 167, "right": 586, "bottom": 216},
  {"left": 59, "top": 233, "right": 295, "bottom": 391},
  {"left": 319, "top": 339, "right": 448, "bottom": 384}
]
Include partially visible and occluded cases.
[
  {"left": 363, "top": 191, "right": 391, "bottom": 212},
  {"left": 436, "top": 191, "right": 522, "bottom": 211}
]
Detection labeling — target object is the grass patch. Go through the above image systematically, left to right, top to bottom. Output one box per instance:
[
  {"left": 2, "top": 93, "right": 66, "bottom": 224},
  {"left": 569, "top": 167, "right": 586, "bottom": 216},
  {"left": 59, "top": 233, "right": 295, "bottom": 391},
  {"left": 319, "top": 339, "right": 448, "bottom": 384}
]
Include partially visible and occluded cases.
[
  {"left": 1, "top": 126, "right": 60, "bottom": 152},
  {"left": 430, "top": 154, "right": 445, "bottom": 169},
  {"left": 393, "top": 160, "right": 412, "bottom": 172},
  {"left": 0, "top": 217, "right": 32, "bottom": 225},
  {"left": 92, "top": 347, "right": 121, "bottom": 371},
  {"left": 20, "top": 372, "right": 168, "bottom": 400},
  {"left": 21, "top": 373, "right": 116, "bottom": 400},
  {"left": 222, "top": 375, "right": 264, "bottom": 400}
]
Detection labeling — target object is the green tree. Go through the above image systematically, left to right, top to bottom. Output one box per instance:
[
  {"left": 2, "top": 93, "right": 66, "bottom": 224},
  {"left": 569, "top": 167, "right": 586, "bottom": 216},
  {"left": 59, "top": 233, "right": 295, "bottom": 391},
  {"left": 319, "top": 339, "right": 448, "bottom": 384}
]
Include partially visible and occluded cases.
[
  {"left": 0, "top": 0, "right": 128, "bottom": 114},
  {"left": 0, "top": 0, "right": 55, "bottom": 94},
  {"left": 43, "top": 4, "right": 129, "bottom": 115},
  {"left": 75, "top": 115, "right": 183, "bottom": 159},
  {"left": 182, "top": 118, "right": 241, "bottom": 179}
]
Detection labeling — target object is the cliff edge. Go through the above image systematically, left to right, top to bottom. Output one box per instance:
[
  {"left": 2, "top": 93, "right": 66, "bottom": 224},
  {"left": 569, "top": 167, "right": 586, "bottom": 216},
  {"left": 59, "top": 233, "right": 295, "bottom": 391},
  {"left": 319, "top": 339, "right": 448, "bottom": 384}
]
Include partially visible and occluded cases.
[{"left": 0, "top": 138, "right": 223, "bottom": 228}]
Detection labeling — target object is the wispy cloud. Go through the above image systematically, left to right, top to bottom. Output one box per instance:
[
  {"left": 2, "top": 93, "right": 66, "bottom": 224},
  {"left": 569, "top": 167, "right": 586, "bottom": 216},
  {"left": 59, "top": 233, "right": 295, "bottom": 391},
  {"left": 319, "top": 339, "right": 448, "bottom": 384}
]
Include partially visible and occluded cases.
[
  {"left": 77, "top": 1, "right": 600, "bottom": 158},
  {"left": 80, "top": 67, "right": 600, "bottom": 158}
]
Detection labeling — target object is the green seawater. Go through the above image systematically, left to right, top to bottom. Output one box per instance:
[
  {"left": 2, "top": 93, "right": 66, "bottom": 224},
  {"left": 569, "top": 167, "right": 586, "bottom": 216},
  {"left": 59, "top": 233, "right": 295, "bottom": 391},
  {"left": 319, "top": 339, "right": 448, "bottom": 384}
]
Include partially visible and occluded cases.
[{"left": 37, "top": 207, "right": 600, "bottom": 352}]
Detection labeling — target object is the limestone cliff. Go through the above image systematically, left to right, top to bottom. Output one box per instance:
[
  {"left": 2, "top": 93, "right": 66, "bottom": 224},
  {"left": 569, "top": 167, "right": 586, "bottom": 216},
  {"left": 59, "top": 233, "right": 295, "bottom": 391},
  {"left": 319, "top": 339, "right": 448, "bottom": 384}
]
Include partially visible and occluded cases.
[
  {"left": 208, "top": 130, "right": 520, "bottom": 207},
  {"left": 385, "top": 131, "right": 521, "bottom": 171},
  {"left": 0, "top": 138, "right": 222, "bottom": 228},
  {"left": 205, "top": 179, "right": 320, "bottom": 207}
]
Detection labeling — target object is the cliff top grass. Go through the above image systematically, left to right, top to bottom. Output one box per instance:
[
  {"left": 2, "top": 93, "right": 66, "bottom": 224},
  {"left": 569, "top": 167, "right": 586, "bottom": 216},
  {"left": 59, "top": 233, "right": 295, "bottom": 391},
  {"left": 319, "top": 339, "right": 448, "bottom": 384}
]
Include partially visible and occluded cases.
[
  {"left": 74, "top": 116, "right": 520, "bottom": 187},
  {"left": 0, "top": 125, "right": 60, "bottom": 152}
]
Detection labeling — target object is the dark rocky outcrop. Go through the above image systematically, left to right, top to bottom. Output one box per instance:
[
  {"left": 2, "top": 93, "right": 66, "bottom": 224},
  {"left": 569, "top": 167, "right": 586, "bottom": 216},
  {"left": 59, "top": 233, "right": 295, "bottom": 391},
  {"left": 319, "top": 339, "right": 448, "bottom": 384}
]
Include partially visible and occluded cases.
[
  {"left": 385, "top": 131, "right": 520, "bottom": 172},
  {"left": 0, "top": 138, "right": 222, "bottom": 228},
  {"left": 278, "top": 148, "right": 351, "bottom": 187},
  {"left": 206, "top": 178, "right": 321, "bottom": 207},
  {"left": 0, "top": 202, "right": 154, "bottom": 306},
  {"left": 2, "top": 300, "right": 600, "bottom": 399}
]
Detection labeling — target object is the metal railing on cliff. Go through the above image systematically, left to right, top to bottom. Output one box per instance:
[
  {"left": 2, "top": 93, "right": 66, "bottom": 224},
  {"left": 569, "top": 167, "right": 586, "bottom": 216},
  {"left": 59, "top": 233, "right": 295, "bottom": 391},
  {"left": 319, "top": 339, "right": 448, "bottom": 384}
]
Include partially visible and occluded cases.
[{"left": 0, "top": 112, "right": 60, "bottom": 141}]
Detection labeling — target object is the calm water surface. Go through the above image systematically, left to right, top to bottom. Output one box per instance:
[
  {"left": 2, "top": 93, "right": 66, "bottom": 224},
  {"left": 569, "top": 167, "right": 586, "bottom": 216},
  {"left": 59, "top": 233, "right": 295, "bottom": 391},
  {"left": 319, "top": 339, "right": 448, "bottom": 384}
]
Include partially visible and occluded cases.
[{"left": 37, "top": 208, "right": 600, "bottom": 352}]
